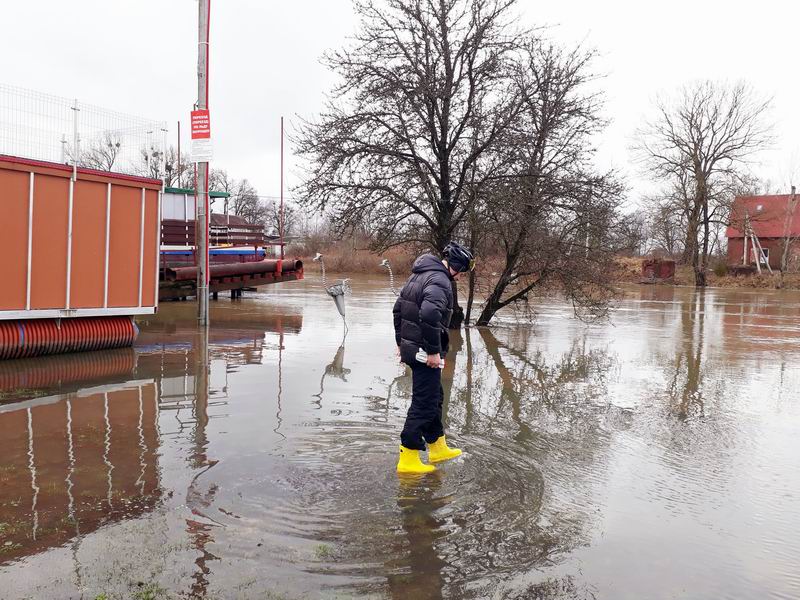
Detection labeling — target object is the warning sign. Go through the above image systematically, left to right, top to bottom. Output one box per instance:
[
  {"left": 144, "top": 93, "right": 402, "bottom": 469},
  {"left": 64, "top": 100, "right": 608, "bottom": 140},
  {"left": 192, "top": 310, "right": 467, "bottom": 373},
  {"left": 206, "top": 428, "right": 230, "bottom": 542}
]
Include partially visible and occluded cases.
[
  {"left": 190, "top": 109, "right": 213, "bottom": 162},
  {"left": 191, "top": 109, "right": 211, "bottom": 139}
]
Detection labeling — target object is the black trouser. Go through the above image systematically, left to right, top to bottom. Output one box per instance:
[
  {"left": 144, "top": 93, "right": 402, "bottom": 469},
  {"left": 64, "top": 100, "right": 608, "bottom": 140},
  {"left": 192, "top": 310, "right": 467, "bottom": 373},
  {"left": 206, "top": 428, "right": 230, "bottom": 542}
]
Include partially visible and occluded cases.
[{"left": 400, "top": 362, "right": 444, "bottom": 450}]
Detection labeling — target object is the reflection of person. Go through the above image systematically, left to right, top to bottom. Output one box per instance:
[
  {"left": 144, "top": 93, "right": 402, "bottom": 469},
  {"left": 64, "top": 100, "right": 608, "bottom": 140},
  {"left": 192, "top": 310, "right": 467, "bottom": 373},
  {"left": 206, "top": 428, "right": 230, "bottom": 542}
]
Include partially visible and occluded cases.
[
  {"left": 393, "top": 242, "right": 474, "bottom": 474},
  {"left": 388, "top": 472, "right": 447, "bottom": 600}
]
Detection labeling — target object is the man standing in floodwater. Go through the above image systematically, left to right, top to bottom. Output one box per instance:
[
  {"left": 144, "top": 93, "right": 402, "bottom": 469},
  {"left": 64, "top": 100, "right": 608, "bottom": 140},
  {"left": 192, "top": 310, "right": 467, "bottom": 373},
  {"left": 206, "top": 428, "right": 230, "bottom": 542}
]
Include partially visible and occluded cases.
[{"left": 393, "top": 242, "right": 475, "bottom": 474}]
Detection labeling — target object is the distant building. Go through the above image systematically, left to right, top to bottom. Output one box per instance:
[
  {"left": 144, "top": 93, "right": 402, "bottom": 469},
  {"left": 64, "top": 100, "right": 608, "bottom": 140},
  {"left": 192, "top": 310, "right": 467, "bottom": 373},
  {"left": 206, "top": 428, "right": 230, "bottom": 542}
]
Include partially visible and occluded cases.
[{"left": 726, "top": 195, "right": 800, "bottom": 271}]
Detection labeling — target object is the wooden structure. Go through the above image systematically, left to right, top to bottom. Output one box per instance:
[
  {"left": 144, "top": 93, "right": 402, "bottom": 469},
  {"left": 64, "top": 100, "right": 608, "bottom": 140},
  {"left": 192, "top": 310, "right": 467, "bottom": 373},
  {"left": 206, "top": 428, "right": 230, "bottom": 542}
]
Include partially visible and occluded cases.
[
  {"left": 727, "top": 194, "right": 800, "bottom": 272},
  {"left": 641, "top": 258, "right": 676, "bottom": 283}
]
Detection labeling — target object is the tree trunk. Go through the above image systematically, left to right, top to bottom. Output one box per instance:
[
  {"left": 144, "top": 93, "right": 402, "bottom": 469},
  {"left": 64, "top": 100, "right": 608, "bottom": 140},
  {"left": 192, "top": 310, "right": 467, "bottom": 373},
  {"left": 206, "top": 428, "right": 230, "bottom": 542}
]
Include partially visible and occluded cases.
[
  {"left": 698, "top": 193, "right": 710, "bottom": 287},
  {"left": 464, "top": 214, "right": 479, "bottom": 325},
  {"left": 681, "top": 228, "right": 695, "bottom": 265},
  {"left": 692, "top": 232, "right": 706, "bottom": 286},
  {"left": 465, "top": 269, "right": 476, "bottom": 325},
  {"left": 475, "top": 275, "right": 510, "bottom": 326},
  {"left": 475, "top": 295, "right": 502, "bottom": 326}
]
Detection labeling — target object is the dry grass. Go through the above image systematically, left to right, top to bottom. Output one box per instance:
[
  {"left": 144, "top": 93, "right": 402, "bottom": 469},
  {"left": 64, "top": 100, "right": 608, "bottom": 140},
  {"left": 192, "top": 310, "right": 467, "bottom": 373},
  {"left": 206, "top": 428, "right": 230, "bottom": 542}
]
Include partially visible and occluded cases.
[
  {"left": 288, "top": 242, "right": 419, "bottom": 276},
  {"left": 289, "top": 245, "right": 800, "bottom": 291},
  {"left": 613, "top": 256, "right": 643, "bottom": 283},
  {"left": 614, "top": 256, "right": 800, "bottom": 290},
  {"left": 707, "top": 272, "right": 800, "bottom": 289}
]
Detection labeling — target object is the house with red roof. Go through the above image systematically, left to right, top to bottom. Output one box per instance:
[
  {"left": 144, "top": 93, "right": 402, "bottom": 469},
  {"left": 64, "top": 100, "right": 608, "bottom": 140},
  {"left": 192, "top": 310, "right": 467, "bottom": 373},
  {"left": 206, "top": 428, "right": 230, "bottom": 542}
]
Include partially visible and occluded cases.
[{"left": 726, "top": 194, "right": 800, "bottom": 271}]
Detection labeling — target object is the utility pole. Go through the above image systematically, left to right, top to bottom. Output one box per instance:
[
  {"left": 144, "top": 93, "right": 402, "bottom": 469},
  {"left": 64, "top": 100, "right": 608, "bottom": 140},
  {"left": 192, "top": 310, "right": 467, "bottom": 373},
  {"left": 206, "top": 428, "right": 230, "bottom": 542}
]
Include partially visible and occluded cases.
[
  {"left": 196, "top": 0, "right": 210, "bottom": 326},
  {"left": 280, "top": 116, "right": 285, "bottom": 260},
  {"left": 177, "top": 120, "right": 181, "bottom": 187}
]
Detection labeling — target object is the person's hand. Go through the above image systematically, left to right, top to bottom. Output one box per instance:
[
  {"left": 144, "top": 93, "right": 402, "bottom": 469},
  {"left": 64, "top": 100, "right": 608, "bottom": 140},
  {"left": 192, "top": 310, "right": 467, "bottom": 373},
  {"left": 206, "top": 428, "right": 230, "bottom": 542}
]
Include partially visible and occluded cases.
[
  {"left": 397, "top": 346, "right": 402, "bottom": 362},
  {"left": 426, "top": 353, "right": 441, "bottom": 368}
]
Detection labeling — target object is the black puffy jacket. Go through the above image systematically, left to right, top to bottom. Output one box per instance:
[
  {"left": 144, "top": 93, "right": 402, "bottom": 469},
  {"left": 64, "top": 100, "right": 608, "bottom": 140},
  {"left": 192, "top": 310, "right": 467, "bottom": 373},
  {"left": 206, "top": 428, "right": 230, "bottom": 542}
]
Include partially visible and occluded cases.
[{"left": 393, "top": 254, "right": 454, "bottom": 365}]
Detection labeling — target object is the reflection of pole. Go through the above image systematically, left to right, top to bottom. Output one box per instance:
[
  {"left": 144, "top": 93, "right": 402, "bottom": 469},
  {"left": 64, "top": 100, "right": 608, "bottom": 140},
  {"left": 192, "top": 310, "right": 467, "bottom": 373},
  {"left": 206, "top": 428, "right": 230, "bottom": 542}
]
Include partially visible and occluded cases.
[
  {"left": 196, "top": 0, "right": 210, "bottom": 326},
  {"left": 177, "top": 121, "right": 181, "bottom": 186},
  {"left": 187, "top": 324, "right": 216, "bottom": 599},
  {"left": 192, "top": 325, "right": 210, "bottom": 466},
  {"left": 274, "top": 328, "right": 286, "bottom": 439},
  {"left": 136, "top": 386, "right": 148, "bottom": 495},
  {"left": 103, "top": 393, "right": 114, "bottom": 507},
  {"left": 65, "top": 399, "right": 83, "bottom": 589},
  {"left": 65, "top": 400, "right": 76, "bottom": 521},
  {"left": 26, "top": 408, "right": 39, "bottom": 541}
]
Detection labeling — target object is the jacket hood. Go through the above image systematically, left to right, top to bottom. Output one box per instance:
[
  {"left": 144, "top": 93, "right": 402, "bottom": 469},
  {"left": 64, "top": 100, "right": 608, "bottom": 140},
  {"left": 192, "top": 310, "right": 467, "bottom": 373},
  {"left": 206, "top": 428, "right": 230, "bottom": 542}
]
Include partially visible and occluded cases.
[{"left": 411, "top": 254, "right": 452, "bottom": 278}]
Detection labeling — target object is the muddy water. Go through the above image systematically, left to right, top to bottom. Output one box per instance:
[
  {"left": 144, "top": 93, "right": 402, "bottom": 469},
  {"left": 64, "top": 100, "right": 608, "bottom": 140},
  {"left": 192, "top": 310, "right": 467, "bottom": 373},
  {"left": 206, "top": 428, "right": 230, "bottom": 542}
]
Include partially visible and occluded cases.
[{"left": 1, "top": 278, "right": 800, "bottom": 599}]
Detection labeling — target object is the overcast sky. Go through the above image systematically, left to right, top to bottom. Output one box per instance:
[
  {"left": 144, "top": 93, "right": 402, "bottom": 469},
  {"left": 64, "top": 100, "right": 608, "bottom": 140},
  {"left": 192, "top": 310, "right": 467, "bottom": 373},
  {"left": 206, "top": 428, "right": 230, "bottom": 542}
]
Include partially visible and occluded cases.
[{"left": 2, "top": 1, "right": 798, "bottom": 205}]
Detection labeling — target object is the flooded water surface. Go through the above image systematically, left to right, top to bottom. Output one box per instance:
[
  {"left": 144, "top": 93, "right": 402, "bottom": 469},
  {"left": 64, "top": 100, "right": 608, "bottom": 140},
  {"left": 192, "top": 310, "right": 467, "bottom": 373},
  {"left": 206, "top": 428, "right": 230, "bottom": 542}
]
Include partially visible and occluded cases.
[{"left": 1, "top": 277, "right": 800, "bottom": 599}]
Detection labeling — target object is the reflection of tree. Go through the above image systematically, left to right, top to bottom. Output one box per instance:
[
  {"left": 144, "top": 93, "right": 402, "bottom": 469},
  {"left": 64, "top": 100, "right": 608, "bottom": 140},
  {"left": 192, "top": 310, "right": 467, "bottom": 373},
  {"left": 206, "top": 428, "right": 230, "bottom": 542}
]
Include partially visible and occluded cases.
[
  {"left": 666, "top": 290, "right": 706, "bottom": 420},
  {"left": 440, "top": 327, "right": 618, "bottom": 599},
  {"left": 477, "top": 327, "right": 615, "bottom": 422},
  {"left": 478, "top": 328, "right": 535, "bottom": 443}
]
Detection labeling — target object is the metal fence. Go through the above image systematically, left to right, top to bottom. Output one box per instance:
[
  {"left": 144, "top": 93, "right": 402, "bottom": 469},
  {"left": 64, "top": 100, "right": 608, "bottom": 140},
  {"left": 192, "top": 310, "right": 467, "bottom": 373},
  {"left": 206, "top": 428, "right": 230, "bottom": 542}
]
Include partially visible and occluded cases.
[{"left": 0, "top": 83, "right": 168, "bottom": 178}]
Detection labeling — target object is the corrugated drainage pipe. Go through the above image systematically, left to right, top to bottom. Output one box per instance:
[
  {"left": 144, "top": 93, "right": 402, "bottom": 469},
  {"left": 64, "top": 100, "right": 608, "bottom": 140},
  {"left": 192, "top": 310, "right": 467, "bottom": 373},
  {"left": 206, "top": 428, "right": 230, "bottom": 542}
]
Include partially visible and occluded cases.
[{"left": 0, "top": 317, "right": 139, "bottom": 360}]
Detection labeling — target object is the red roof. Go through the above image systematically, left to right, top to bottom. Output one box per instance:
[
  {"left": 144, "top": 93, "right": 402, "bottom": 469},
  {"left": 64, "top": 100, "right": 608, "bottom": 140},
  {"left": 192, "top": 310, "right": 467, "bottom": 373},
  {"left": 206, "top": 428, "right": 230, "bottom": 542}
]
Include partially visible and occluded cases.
[{"left": 726, "top": 195, "right": 800, "bottom": 239}]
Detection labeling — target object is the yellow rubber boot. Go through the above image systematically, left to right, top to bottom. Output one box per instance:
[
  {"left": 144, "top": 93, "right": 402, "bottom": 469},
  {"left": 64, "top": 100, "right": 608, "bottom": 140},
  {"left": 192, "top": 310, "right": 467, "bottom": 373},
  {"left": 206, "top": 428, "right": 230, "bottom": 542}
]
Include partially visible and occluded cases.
[
  {"left": 428, "top": 436, "right": 462, "bottom": 463},
  {"left": 397, "top": 445, "right": 436, "bottom": 474}
]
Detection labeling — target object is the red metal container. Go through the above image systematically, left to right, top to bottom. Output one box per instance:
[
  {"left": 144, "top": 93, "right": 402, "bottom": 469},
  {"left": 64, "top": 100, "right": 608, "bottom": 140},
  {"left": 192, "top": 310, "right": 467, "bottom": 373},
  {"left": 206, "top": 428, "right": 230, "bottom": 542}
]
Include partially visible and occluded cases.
[{"left": 0, "top": 155, "right": 161, "bottom": 320}]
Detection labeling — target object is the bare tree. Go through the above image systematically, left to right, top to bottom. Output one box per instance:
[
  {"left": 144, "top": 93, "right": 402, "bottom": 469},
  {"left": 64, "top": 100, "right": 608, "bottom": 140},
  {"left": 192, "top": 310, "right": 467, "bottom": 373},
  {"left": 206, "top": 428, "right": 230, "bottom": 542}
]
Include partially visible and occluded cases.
[
  {"left": 295, "top": 0, "right": 524, "bottom": 326},
  {"left": 473, "top": 40, "right": 625, "bottom": 325},
  {"left": 636, "top": 81, "right": 772, "bottom": 286},
  {"left": 80, "top": 132, "right": 122, "bottom": 171},
  {"left": 136, "top": 144, "right": 166, "bottom": 180},
  {"left": 162, "top": 146, "right": 193, "bottom": 188},
  {"left": 229, "top": 179, "right": 266, "bottom": 225},
  {"left": 779, "top": 186, "right": 800, "bottom": 285},
  {"left": 644, "top": 197, "right": 685, "bottom": 258},
  {"left": 264, "top": 199, "right": 299, "bottom": 239},
  {"left": 617, "top": 208, "right": 648, "bottom": 256}
]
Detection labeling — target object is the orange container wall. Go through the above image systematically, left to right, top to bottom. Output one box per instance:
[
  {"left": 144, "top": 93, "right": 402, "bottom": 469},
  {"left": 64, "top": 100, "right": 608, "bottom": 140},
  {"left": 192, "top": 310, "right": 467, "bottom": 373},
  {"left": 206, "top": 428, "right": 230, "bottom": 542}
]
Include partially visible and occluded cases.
[
  {"left": 0, "top": 155, "right": 162, "bottom": 319},
  {"left": 0, "top": 170, "right": 30, "bottom": 310},
  {"left": 31, "top": 174, "right": 70, "bottom": 309},
  {"left": 70, "top": 180, "right": 107, "bottom": 308},
  {"left": 108, "top": 186, "right": 142, "bottom": 308},
  {"left": 141, "top": 189, "right": 159, "bottom": 306}
]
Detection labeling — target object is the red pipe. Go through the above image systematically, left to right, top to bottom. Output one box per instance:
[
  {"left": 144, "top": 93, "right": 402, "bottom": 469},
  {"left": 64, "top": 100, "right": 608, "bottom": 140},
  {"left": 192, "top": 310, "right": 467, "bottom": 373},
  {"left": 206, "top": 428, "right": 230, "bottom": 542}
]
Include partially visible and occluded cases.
[
  {"left": 165, "top": 258, "right": 303, "bottom": 281},
  {"left": 0, "top": 317, "right": 138, "bottom": 360}
]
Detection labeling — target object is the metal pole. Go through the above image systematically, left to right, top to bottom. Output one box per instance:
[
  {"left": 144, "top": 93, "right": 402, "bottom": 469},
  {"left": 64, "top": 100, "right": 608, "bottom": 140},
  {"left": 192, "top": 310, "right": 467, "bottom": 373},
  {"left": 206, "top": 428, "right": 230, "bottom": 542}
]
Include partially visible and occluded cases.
[
  {"left": 197, "top": 0, "right": 210, "bottom": 326},
  {"left": 71, "top": 100, "right": 80, "bottom": 179},
  {"left": 280, "top": 116, "right": 285, "bottom": 259},
  {"left": 177, "top": 121, "right": 181, "bottom": 187},
  {"left": 161, "top": 127, "right": 168, "bottom": 187}
]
